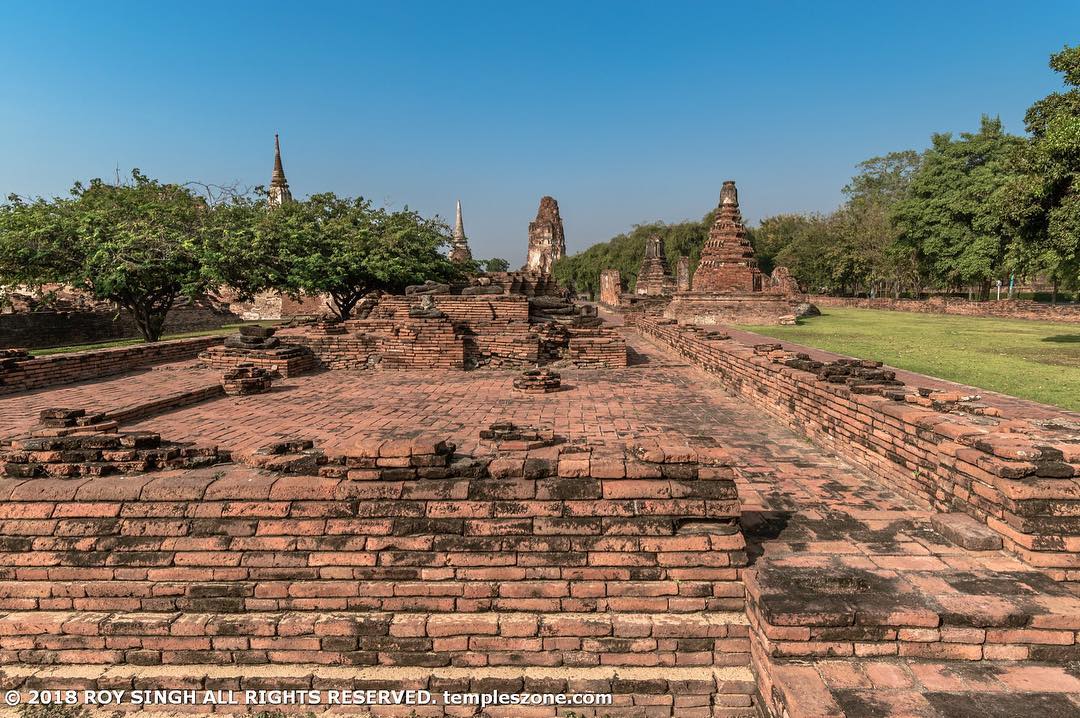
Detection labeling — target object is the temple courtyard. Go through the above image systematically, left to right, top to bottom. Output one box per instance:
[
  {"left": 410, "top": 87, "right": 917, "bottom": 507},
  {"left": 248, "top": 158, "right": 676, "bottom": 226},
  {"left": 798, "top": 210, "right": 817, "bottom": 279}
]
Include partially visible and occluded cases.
[{"left": 0, "top": 320, "right": 1078, "bottom": 717}]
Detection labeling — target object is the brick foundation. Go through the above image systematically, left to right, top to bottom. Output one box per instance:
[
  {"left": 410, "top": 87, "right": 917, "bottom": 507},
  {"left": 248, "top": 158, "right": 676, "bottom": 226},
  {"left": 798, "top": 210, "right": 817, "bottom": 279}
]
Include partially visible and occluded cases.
[
  {"left": 663, "top": 293, "right": 803, "bottom": 326},
  {"left": 199, "top": 346, "right": 319, "bottom": 378}
]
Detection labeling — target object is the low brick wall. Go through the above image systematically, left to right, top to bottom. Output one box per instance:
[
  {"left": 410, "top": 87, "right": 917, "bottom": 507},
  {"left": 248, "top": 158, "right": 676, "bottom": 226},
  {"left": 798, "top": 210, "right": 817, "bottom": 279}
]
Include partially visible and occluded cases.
[
  {"left": 375, "top": 295, "right": 531, "bottom": 323},
  {"left": 810, "top": 295, "right": 1080, "bottom": 322},
  {"left": 0, "top": 307, "right": 239, "bottom": 350},
  {"left": 631, "top": 314, "right": 1080, "bottom": 581},
  {"left": 285, "top": 317, "right": 466, "bottom": 371},
  {"left": 567, "top": 328, "right": 629, "bottom": 368},
  {"left": 0, "top": 336, "right": 224, "bottom": 395},
  {"left": 197, "top": 346, "right": 319, "bottom": 378},
  {"left": 0, "top": 433, "right": 757, "bottom": 715}
]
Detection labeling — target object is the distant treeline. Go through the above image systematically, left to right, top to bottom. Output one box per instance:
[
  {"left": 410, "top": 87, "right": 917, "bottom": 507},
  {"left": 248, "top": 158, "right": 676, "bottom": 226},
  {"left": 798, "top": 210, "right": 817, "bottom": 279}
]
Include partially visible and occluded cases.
[{"left": 556, "top": 45, "right": 1080, "bottom": 303}]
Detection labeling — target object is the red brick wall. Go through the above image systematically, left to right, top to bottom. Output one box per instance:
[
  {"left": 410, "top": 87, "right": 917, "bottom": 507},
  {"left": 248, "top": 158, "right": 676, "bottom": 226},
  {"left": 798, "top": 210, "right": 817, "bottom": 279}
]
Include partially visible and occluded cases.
[
  {"left": 810, "top": 295, "right": 1080, "bottom": 323},
  {"left": 375, "top": 296, "right": 531, "bottom": 323},
  {"left": 631, "top": 315, "right": 1080, "bottom": 581},
  {"left": 0, "top": 336, "right": 224, "bottom": 395},
  {"left": 0, "top": 436, "right": 756, "bottom": 714}
]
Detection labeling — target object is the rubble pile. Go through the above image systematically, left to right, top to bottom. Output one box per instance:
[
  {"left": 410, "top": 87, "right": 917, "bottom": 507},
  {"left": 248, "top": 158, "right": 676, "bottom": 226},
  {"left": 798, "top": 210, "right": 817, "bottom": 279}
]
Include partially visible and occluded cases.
[
  {"left": 221, "top": 364, "right": 274, "bottom": 395},
  {"left": 512, "top": 368, "right": 562, "bottom": 394}
]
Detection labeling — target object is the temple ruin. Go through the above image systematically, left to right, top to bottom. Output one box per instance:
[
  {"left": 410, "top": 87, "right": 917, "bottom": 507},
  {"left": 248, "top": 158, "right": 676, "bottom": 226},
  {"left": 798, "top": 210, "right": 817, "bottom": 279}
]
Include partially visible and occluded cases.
[
  {"left": 267, "top": 133, "right": 293, "bottom": 207},
  {"left": 0, "top": 176, "right": 1077, "bottom": 718},
  {"left": 664, "top": 180, "right": 809, "bottom": 325},
  {"left": 524, "top": 195, "right": 566, "bottom": 274},
  {"left": 448, "top": 199, "right": 472, "bottom": 264},
  {"left": 635, "top": 235, "right": 676, "bottom": 296}
]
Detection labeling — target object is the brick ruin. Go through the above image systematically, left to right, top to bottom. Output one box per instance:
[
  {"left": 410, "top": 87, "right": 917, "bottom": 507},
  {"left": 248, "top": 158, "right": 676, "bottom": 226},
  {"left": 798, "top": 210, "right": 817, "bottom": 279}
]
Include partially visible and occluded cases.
[
  {"left": 661, "top": 181, "right": 808, "bottom": 325},
  {"left": 691, "top": 181, "right": 761, "bottom": 294},
  {"left": 3, "top": 182, "right": 1080, "bottom": 718},
  {"left": 594, "top": 182, "right": 813, "bottom": 326},
  {"left": 524, "top": 196, "right": 566, "bottom": 275},
  {"left": 449, "top": 199, "right": 473, "bottom": 264},
  {"left": 635, "top": 236, "right": 676, "bottom": 296},
  {"left": 677, "top": 255, "right": 691, "bottom": 292},
  {"left": 599, "top": 268, "right": 623, "bottom": 308},
  {"left": 1, "top": 287, "right": 1080, "bottom": 716},
  {"left": 270, "top": 293, "right": 627, "bottom": 372},
  {"left": 630, "top": 313, "right": 1080, "bottom": 581},
  {"left": 0, "top": 428, "right": 757, "bottom": 715}
]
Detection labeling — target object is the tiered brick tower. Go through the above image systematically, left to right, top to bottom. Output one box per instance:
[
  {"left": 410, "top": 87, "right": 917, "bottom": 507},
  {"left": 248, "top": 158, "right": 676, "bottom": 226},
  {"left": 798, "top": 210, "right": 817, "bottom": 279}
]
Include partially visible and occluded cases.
[
  {"left": 268, "top": 134, "right": 293, "bottom": 207},
  {"left": 691, "top": 180, "right": 762, "bottom": 292},
  {"left": 524, "top": 196, "right": 565, "bottom": 274},
  {"left": 449, "top": 199, "right": 472, "bottom": 264},
  {"left": 635, "top": 235, "right": 674, "bottom": 295}
]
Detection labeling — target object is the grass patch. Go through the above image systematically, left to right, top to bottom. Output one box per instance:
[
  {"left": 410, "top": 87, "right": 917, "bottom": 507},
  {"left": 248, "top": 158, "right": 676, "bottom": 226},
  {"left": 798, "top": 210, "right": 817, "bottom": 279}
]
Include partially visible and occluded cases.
[
  {"left": 740, "top": 308, "right": 1080, "bottom": 411},
  {"left": 32, "top": 321, "right": 281, "bottom": 356}
]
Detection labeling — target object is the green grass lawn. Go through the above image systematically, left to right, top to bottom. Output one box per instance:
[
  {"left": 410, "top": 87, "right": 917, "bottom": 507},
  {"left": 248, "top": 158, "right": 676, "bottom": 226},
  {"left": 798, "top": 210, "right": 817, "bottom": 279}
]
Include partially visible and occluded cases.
[
  {"left": 741, "top": 308, "right": 1080, "bottom": 412},
  {"left": 32, "top": 321, "right": 281, "bottom": 356}
]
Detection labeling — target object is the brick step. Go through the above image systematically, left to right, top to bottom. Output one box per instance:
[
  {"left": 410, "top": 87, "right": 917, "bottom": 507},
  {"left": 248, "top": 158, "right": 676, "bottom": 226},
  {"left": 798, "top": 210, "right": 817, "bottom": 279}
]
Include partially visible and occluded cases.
[
  {"left": 105, "top": 383, "right": 225, "bottom": 424},
  {"left": 747, "top": 559, "right": 1080, "bottom": 662},
  {"left": 0, "top": 578, "right": 745, "bottom": 614},
  {"left": 0, "top": 611, "right": 751, "bottom": 668},
  {"left": 758, "top": 655, "right": 1080, "bottom": 718},
  {"left": 0, "top": 664, "right": 759, "bottom": 717}
]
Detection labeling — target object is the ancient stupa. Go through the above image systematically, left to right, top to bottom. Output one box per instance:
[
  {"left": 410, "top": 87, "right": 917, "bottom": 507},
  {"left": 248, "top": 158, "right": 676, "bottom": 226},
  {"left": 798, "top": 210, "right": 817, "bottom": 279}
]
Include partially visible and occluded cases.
[
  {"left": 268, "top": 134, "right": 293, "bottom": 207},
  {"left": 665, "top": 180, "right": 805, "bottom": 325},
  {"left": 692, "top": 181, "right": 762, "bottom": 292},
  {"left": 524, "top": 196, "right": 566, "bottom": 275},
  {"left": 449, "top": 200, "right": 472, "bottom": 264},
  {"left": 635, "top": 235, "right": 675, "bottom": 296}
]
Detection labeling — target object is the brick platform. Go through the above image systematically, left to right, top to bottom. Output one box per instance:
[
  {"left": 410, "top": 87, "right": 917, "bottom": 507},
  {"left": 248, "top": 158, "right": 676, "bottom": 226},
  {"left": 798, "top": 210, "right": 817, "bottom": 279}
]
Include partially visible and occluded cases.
[{"left": 0, "top": 325, "right": 1078, "bottom": 715}]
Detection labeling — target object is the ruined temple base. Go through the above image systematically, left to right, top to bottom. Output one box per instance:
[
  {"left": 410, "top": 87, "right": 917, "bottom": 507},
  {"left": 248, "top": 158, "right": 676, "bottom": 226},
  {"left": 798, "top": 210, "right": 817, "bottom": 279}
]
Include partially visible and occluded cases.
[
  {"left": 664, "top": 292, "right": 802, "bottom": 326},
  {"left": 199, "top": 345, "right": 318, "bottom": 378}
]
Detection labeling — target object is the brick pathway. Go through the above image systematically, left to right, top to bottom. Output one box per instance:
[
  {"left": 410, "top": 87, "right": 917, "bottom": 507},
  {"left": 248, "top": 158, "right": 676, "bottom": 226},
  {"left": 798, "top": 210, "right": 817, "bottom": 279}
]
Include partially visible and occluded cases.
[{"left": 0, "top": 360, "right": 219, "bottom": 438}]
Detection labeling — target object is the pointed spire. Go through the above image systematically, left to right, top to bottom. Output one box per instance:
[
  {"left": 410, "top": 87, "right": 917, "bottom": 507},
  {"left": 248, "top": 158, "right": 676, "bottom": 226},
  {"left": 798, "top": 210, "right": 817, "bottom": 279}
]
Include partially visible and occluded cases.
[
  {"left": 268, "top": 133, "right": 293, "bottom": 207},
  {"left": 449, "top": 199, "right": 472, "bottom": 264},
  {"left": 454, "top": 200, "right": 466, "bottom": 242}
]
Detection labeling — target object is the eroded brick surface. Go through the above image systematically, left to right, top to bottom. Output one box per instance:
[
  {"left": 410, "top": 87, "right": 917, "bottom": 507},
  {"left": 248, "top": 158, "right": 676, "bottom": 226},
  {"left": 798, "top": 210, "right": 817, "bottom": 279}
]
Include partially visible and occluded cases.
[{"left": 0, "top": 327, "right": 1076, "bottom": 716}]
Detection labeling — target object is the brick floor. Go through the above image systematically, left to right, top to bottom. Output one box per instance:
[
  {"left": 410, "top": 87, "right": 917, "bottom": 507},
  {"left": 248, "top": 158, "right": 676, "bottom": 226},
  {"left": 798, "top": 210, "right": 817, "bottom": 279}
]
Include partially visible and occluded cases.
[{"left": 0, "top": 359, "right": 219, "bottom": 438}]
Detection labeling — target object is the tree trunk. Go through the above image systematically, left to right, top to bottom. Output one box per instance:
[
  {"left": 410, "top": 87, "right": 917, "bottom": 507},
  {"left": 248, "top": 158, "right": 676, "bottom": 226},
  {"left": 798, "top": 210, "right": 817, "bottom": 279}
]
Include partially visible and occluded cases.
[
  {"left": 1052, "top": 276, "right": 1059, "bottom": 305},
  {"left": 330, "top": 289, "right": 364, "bottom": 322},
  {"left": 128, "top": 301, "right": 169, "bottom": 342}
]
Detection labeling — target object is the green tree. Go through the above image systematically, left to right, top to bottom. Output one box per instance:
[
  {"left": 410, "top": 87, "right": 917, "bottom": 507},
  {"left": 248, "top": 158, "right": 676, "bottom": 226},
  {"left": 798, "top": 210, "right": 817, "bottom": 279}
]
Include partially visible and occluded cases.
[
  {"left": 1001, "top": 44, "right": 1080, "bottom": 300},
  {"left": 892, "top": 116, "right": 1024, "bottom": 299},
  {"left": 841, "top": 151, "right": 922, "bottom": 296},
  {"left": 0, "top": 170, "right": 208, "bottom": 341},
  {"left": 248, "top": 194, "right": 459, "bottom": 321},
  {"left": 480, "top": 257, "right": 510, "bottom": 272}
]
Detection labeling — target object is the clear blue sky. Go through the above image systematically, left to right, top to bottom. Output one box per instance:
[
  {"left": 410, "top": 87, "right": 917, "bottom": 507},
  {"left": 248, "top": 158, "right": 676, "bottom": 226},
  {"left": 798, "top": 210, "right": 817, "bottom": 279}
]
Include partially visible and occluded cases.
[{"left": 1, "top": 2, "right": 1076, "bottom": 265}]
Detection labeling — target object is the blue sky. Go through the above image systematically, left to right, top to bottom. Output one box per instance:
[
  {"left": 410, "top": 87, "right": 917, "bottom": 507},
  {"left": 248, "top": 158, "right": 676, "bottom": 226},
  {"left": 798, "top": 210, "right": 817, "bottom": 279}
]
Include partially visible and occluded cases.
[{"left": 0, "top": 1, "right": 1076, "bottom": 264}]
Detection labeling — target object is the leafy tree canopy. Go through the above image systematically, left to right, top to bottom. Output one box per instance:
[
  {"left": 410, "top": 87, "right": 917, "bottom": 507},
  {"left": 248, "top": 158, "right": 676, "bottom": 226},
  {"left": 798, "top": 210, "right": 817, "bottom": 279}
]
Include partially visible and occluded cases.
[
  {"left": 1002, "top": 44, "right": 1080, "bottom": 293},
  {"left": 892, "top": 116, "right": 1024, "bottom": 298},
  {"left": 0, "top": 170, "right": 208, "bottom": 341},
  {"left": 205, "top": 193, "right": 461, "bottom": 321}
]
